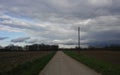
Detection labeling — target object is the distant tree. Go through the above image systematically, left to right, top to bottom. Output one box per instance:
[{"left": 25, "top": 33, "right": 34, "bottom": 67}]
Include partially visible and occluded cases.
[
  {"left": 4, "top": 44, "right": 23, "bottom": 51},
  {"left": 26, "top": 44, "right": 58, "bottom": 51}
]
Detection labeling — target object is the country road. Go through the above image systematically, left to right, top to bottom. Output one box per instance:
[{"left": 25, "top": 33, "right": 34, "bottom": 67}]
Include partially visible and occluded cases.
[{"left": 39, "top": 51, "right": 101, "bottom": 75}]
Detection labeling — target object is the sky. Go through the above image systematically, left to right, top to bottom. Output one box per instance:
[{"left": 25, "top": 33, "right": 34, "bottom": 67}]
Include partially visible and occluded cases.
[{"left": 0, "top": 0, "right": 120, "bottom": 48}]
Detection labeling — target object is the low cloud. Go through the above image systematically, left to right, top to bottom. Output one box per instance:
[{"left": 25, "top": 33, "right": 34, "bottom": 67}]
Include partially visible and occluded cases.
[
  {"left": 0, "top": 37, "right": 8, "bottom": 40},
  {"left": 11, "top": 37, "right": 30, "bottom": 43},
  {"left": 52, "top": 39, "right": 77, "bottom": 45}
]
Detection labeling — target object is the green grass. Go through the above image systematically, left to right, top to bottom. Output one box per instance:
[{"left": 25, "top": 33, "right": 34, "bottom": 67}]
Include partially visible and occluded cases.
[
  {"left": 1, "top": 51, "right": 55, "bottom": 75},
  {"left": 64, "top": 51, "right": 120, "bottom": 75}
]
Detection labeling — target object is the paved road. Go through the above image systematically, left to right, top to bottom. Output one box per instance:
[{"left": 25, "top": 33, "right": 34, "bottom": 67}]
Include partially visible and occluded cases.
[{"left": 39, "top": 51, "right": 101, "bottom": 75}]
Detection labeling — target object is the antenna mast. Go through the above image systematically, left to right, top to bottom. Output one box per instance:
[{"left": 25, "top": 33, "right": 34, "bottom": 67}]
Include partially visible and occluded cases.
[{"left": 78, "top": 27, "right": 80, "bottom": 49}]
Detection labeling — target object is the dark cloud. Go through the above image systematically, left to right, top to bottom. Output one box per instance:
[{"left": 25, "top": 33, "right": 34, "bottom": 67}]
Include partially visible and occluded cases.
[
  {"left": 0, "top": 0, "right": 118, "bottom": 20},
  {"left": 0, "top": 37, "right": 8, "bottom": 40},
  {"left": 11, "top": 37, "right": 30, "bottom": 43},
  {"left": 26, "top": 39, "right": 38, "bottom": 44}
]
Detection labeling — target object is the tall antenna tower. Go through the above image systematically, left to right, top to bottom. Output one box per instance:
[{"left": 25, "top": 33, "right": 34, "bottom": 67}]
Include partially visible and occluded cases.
[{"left": 78, "top": 27, "right": 80, "bottom": 49}]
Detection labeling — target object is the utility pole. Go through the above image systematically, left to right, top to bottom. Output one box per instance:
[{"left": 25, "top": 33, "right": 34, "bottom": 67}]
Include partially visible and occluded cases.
[{"left": 78, "top": 27, "right": 80, "bottom": 49}]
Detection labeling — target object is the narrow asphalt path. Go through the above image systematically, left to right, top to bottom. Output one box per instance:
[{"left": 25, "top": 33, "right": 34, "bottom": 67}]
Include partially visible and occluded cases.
[{"left": 39, "top": 51, "right": 101, "bottom": 75}]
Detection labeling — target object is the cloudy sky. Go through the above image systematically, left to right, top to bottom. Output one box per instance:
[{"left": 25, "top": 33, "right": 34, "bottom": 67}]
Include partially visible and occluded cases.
[{"left": 0, "top": 0, "right": 120, "bottom": 48}]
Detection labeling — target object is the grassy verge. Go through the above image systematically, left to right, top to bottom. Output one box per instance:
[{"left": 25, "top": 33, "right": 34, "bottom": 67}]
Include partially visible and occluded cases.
[
  {"left": 1, "top": 51, "right": 55, "bottom": 75},
  {"left": 64, "top": 51, "right": 120, "bottom": 75}
]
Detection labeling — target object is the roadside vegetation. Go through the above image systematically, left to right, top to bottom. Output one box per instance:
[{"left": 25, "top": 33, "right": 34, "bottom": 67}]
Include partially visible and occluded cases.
[
  {"left": 0, "top": 51, "right": 55, "bottom": 75},
  {"left": 64, "top": 51, "right": 120, "bottom": 75}
]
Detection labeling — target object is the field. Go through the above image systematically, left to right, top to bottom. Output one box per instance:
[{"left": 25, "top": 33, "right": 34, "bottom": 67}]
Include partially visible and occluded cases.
[
  {"left": 64, "top": 50, "right": 120, "bottom": 75},
  {"left": 0, "top": 51, "right": 50, "bottom": 73},
  {"left": 79, "top": 51, "right": 120, "bottom": 65}
]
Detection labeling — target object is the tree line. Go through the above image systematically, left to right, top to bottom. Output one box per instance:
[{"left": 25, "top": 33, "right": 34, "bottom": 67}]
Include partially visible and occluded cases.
[{"left": 0, "top": 44, "right": 58, "bottom": 51}]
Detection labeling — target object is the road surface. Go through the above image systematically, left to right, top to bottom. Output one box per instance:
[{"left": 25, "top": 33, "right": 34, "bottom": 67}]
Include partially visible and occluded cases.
[{"left": 39, "top": 51, "right": 101, "bottom": 75}]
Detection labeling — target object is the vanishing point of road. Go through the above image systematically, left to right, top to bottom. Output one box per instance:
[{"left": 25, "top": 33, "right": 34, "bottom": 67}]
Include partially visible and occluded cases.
[{"left": 39, "top": 51, "right": 101, "bottom": 75}]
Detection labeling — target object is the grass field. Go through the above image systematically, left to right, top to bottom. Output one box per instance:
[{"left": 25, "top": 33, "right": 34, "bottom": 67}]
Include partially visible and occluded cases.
[
  {"left": 0, "top": 51, "right": 51, "bottom": 73},
  {"left": 2, "top": 51, "right": 55, "bottom": 75},
  {"left": 64, "top": 51, "right": 120, "bottom": 75},
  {"left": 78, "top": 51, "right": 120, "bottom": 65}
]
